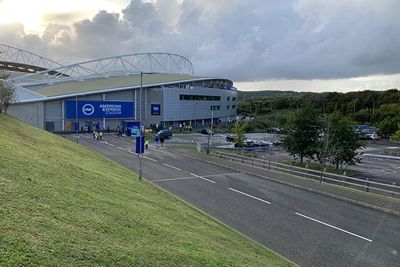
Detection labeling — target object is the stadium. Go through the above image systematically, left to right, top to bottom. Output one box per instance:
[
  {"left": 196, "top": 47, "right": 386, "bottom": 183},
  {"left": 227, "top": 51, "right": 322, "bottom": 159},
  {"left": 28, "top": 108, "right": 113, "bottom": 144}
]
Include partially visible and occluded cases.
[{"left": 1, "top": 44, "right": 237, "bottom": 132}]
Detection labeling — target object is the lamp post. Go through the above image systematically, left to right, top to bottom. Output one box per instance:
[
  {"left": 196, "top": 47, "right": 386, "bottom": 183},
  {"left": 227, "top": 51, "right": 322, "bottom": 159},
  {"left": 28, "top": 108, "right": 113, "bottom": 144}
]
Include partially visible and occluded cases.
[
  {"left": 138, "top": 72, "right": 143, "bottom": 180},
  {"left": 207, "top": 109, "right": 214, "bottom": 154}
]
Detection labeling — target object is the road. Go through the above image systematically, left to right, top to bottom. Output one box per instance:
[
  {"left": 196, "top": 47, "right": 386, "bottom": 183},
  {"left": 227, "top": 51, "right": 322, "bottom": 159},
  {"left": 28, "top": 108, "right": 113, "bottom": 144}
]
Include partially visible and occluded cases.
[{"left": 72, "top": 134, "right": 400, "bottom": 267}]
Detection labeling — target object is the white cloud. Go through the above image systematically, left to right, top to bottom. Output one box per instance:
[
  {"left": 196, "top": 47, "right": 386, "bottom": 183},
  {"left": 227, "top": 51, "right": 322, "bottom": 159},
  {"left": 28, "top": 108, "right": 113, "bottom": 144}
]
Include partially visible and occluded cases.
[{"left": 0, "top": 0, "right": 399, "bottom": 91}]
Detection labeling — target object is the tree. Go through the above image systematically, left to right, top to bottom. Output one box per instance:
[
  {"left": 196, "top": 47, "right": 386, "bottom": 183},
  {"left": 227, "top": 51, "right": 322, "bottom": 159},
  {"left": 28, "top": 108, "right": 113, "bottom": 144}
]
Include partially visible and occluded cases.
[
  {"left": 0, "top": 71, "right": 16, "bottom": 114},
  {"left": 282, "top": 106, "right": 322, "bottom": 163},
  {"left": 322, "top": 113, "right": 365, "bottom": 169},
  {"left": 378, "top": 116, "right": 400, "bottom": 139},
  {"left": 233, "top": 121, "right": 248, "bottom": 147}
]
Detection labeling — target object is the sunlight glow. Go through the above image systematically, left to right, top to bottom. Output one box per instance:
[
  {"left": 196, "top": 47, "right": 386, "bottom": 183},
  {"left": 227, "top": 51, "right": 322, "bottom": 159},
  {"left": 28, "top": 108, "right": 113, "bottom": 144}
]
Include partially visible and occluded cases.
[{"left": 0, "top": 0, "right": 126, "bottom": 33}]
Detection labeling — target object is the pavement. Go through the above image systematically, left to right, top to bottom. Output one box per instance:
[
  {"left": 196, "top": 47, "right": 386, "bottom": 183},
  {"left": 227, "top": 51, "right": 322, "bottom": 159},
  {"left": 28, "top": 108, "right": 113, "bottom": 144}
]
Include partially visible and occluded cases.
[{"left": 69, "top": 133, "right": 400, "bottom": 267}]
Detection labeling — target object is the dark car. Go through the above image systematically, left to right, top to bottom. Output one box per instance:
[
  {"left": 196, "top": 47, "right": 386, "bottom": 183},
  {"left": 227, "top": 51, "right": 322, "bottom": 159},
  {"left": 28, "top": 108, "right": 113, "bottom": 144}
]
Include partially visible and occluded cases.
[
  {"left": 201, "top": 129, "right": 214, "bottom": 135},
  {"left": 156, "top": 130, "right": 172, "bottom": 139},
  {"left": 226, "top": 134, "right": 235, "bottom": 142}
]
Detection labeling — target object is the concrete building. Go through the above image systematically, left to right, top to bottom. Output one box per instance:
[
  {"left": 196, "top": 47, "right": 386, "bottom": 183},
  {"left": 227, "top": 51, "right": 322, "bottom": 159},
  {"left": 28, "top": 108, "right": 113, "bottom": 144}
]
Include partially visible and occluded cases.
[{"left": 1, "top": 45, "right": 237, "bottom": 132}]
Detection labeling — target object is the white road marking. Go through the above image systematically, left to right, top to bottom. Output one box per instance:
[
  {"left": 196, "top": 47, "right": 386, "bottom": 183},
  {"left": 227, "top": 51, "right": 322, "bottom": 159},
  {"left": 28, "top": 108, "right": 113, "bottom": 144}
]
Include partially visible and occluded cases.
[
  {"left": 108, "top": 143, "right": 116, "bottom": 147},
  {"left": 117, "top": 147, "right": 126, "bottom": 151},
  {"left": 144, "top": 156, "right": 157, "bottom": 162},
  {"left": 162, "top": 163, "right": 182, "bottom": 171},
  {"left": 189, "top": 172, "right": 216, "bottom": 183},
  {"left": 203, "top": 172, "right": 241, "bottom": 178},
  {"left": 153, "top": 176, "right": 198, "bottom": 182},
  {"left": 228, "top": 188, "right": 271, "bottom": 205},
  {"left": 295, "top": 212, "right": 372, "bottom": 242}
]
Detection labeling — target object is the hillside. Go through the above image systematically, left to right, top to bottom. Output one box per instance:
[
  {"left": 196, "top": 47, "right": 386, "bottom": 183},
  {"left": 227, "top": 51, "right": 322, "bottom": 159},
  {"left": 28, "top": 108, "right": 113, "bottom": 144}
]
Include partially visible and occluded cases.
[
  {"left": 238, "top": 90, "right": 303, "bottom": 101},
  {"left": 0, "top": 114, "right": 292, "bottom": 267}
]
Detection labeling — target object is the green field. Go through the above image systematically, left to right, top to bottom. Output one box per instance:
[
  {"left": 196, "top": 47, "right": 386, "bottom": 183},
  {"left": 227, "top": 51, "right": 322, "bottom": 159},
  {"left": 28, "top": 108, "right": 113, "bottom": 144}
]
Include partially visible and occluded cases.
[{"left": 0, "top": 114, "right": 293, "bottom": 267}]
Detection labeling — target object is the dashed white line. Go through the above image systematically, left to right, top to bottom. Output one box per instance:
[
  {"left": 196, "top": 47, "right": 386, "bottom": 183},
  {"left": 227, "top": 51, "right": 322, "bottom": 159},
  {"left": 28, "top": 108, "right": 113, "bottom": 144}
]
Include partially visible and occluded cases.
[
  {"left": 108, "top": 143, "right": 116, "bottom": 147},
  {"left": 117, "top": 146, "right": 126, "bottom": 151},
  {"left": 144, "top": 156, "right": 157, "bottom": 162},
  {"left": 162, "top": 163, "right": 182, "bottom": 171},
  {"left": 189, "top": 172, "right": 216, "bottom": 183},
  {"left": 153, "top": 176, "right": 198, "bottom": 182},
  {"left": 228, "top": 188, "right": 271, "bottom": 205},
  {"left": 295, "top": 212, "right": 372, "bottom": 242}
]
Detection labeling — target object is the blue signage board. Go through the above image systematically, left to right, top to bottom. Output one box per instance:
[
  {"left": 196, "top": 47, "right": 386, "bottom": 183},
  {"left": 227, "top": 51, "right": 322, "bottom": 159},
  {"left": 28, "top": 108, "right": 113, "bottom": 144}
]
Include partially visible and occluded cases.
[
  {"left": 66, "top": 100, "right": 134, "bottom": 119},
  {"left": 151, "top": 104, "right": 161, "bottom": 115},
  {"left": 123, "top": 121, "right": 141, "bottom": 137},
  {"left": 136, "top": 136, "right": 145, "bottom": 154}
]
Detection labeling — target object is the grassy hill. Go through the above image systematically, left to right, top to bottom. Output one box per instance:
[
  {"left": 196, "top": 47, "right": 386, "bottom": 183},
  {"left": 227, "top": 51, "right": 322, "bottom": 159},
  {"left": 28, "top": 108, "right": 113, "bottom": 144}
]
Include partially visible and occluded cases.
[
  {"left": 238, "top": 90, "right": 304, "bottom": 101},
  {"left": 0, "top": 114, "right": 293, "bottom": 267}
]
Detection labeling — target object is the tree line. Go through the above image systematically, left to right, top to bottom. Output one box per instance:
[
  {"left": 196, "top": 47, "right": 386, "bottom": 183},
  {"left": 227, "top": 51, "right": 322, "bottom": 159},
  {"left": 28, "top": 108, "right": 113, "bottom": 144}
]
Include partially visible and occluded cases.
[{"left": 237, "top": 89, "right": 400, "bottom": 139}]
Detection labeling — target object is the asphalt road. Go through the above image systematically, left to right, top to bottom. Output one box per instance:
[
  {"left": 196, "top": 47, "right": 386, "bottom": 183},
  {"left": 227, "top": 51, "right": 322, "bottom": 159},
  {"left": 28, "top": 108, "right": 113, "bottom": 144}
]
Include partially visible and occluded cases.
[{"left": 71, "top": 134, "right": 400, "bottom": 267}]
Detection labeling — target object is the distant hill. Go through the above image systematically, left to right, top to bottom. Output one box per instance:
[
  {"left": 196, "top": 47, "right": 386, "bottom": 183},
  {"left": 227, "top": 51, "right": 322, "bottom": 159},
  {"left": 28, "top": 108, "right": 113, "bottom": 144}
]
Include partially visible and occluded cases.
[{"left": 238, "top": 90, "right": 305, "bottom": 101}]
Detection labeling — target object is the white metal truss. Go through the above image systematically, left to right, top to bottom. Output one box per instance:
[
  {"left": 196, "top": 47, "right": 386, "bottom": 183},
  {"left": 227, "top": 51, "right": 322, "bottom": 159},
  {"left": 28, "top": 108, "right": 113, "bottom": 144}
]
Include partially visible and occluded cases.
[
  {"left": 0, "top": 44, "right": 63, "bottom": 73},
  {"left": 11, "top": 53, "right": 194, "bottom": 86}
]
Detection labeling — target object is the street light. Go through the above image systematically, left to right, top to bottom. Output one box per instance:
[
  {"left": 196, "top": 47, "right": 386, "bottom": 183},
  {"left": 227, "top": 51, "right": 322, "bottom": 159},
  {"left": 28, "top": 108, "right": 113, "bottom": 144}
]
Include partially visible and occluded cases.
[{"left": 207, "top": 109, "right": 214, "bottom": 154}]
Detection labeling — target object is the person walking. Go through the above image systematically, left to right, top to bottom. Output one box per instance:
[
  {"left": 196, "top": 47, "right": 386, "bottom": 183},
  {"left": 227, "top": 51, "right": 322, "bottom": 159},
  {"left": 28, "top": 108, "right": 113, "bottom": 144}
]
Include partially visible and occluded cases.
[
  {"left": 92, "top": 130, "right": 96, "bottom": 139},
  {"left": 99, "top": 131, "right": 103, "bottom": 140},
  {"left": 154, "top": 135, "right": 159, "bottom": 146},
  {"left": 160, "top": 136, "right": 165, "bottom": 147},
  {"left": 145, "top": 138, "right": 149, "bottom": 149}
]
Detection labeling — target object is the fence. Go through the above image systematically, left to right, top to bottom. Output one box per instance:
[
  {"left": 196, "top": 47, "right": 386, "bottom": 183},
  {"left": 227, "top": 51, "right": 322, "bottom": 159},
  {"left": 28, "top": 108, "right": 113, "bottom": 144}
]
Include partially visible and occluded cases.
[{"left": 212, "top": 151, "right": 400, "bottom": 198}]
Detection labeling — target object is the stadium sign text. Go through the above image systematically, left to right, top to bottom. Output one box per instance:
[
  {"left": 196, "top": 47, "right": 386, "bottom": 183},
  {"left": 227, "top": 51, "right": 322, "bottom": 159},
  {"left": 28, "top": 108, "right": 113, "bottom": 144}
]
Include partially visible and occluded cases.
[{"left": 66, "top": 100, "right": 134, "bottom": 119}]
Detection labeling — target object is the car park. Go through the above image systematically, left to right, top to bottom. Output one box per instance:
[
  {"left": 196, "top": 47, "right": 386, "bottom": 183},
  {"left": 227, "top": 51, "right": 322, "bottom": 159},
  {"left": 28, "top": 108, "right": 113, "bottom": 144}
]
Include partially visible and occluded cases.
[
  {"left": 201, "top": 129, "right": 214, "bottom": 135},
  {"left": 156, "top": 130, "right": 172, "bottom": 139}
]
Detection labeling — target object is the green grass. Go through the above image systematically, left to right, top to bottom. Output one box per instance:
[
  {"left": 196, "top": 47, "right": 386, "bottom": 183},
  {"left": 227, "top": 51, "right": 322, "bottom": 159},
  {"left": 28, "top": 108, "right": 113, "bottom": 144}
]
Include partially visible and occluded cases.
[
  {"left": 0, "top": 114, "right": 293, "bottom": 267},
  {"left": 281, "top": 160, "right": 359, "bottom": 177}
]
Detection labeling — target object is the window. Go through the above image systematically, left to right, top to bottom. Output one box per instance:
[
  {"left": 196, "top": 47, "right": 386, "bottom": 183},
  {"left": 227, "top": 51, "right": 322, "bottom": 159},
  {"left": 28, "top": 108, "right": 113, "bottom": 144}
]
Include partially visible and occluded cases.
[
  {"left": 180, "top": 95, "right": 221, "bottom": 101},
  {"left": 227, "top": 97, "right": 230, "bottom": 101},
  {"left": 232, "top": 97, "right": 237, "bottom": 101},
  {"left": 227, "top": 105, "right": 230, "bottom": 110},
  {"left": 232, "top": 105, "right": 236, "bottom": 109},
  {"left": 211, "top": 106, "right": 220, "bottom": 111}
]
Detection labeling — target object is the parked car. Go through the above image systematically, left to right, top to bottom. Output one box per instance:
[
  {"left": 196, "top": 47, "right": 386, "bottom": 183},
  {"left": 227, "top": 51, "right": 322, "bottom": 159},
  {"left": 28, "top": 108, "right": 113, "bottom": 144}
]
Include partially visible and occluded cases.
[
  {"left": 201, "top": 129, "right": 214, "bottom": 135},
  {"left": 156, "top": 130, "right": 172, "bottom": 139},
  {"left": 226, "top": 134, "right": 235, "bottom": 142}
]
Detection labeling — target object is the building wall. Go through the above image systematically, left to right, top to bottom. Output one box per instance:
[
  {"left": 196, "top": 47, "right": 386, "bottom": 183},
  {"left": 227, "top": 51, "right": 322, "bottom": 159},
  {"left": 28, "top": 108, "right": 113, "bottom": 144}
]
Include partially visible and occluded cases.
[
  {"left": 9, "top": 82, "right": 237, "bottom": 132},
  {"left": 162, "top": 87, "right": 237, "bottom": 123},
  {"left": 44, "top": 100, "right": 62, "bottom": 132},
  {"left": 8, "top": 102, "right": 45, "bottom": 129}
]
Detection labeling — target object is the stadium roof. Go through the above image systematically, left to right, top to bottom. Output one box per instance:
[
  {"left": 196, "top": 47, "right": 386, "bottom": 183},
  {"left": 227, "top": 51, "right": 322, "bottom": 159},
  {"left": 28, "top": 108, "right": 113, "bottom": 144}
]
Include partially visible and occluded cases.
[
  {"left": 2, "top": 48, "right": 233, "bottom": 104},
  {"left": 27, "top": 73, "right": 210, "bottom": 97}
]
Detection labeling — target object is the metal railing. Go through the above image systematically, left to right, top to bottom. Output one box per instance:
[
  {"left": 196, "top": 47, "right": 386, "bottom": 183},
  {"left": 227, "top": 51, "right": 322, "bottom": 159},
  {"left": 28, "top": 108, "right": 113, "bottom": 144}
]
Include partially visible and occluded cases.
[{"left": 212, "top": 151, "right": 400, "bottom": 198}]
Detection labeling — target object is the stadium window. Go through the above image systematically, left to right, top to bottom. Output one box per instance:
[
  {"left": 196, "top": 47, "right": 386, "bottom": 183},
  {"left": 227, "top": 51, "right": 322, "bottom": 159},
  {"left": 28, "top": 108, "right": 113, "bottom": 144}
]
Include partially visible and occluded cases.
[
  {"left": 180, "top": 94, "right": 221, "bottom": 101},
  {"left": 227, "top": 96, "right": 230, "bottom": 101},
  {"left": 232, "top": 97, "right": 236, "bottom": 101},
  {"left": 227, "top": 105, "right": 230, "bottom": 110},
  {"left": 232, "top": 105, "right": 236, "bottom": 109},
  {"left": 210, "top": 106, "right": 220, "bottom": 111}
]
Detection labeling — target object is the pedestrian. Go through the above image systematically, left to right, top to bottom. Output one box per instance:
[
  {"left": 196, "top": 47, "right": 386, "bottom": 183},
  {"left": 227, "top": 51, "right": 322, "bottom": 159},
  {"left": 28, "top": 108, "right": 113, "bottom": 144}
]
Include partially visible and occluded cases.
[
  {"left": 92, "top": 130, "right": 96, "bottom": 139},
  {"left": 95, "top": 131, "right": 99, "bottom": 140},
  {"left": 99, "top": 131, "right": 103, "bottom": 140},
  {"left": 154, "top": 135, "right": 159, "bottom": 145},
  {"left": 160, "top": 136, "right": 165, "bottom": 147},
  {"left": 145, "top": 137, "right": 149, "bottom": 149}
]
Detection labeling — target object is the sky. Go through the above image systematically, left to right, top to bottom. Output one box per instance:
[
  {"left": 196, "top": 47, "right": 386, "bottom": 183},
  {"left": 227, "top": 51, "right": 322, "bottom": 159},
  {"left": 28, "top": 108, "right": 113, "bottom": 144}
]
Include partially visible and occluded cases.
[{"left": 0, "top": 0, "right": 399, "bottom": 92}]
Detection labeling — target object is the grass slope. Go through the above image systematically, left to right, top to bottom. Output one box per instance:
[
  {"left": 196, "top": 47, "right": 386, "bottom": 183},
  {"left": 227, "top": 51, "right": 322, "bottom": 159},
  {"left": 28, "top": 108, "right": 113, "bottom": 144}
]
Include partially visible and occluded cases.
[{"left": 0, "top": 114, "right": 293, "bottom": 267}]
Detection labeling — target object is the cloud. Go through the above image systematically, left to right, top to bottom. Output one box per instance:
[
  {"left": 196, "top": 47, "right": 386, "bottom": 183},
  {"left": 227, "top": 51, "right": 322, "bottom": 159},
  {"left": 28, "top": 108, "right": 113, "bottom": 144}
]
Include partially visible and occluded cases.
[{"left": 0, "top": 0, "right": 399, "bottom": 84}]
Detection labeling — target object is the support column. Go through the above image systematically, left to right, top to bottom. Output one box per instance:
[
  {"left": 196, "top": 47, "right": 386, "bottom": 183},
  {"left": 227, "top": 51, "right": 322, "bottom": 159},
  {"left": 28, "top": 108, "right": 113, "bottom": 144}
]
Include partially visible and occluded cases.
[
  {"left": 102, "top": 94, "right": 106, "bottom": 130},
  {"left": 61, "top": 100, "right": 65, "bottom": 131}
]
